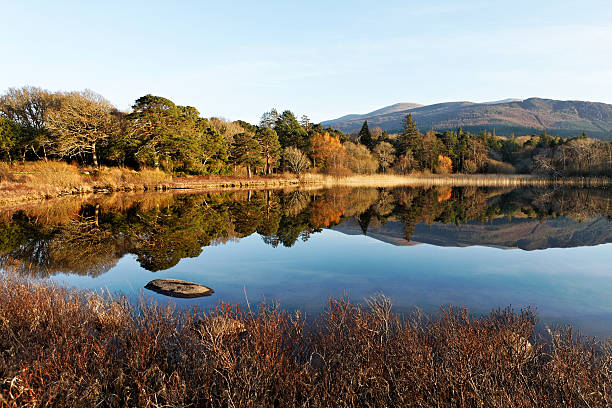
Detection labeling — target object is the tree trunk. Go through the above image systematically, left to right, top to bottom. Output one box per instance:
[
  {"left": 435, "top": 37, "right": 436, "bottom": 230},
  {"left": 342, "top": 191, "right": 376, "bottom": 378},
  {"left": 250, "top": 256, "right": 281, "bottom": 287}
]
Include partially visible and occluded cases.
[{"left": 92, "top": 143, "right": 98, "bottom": 167}]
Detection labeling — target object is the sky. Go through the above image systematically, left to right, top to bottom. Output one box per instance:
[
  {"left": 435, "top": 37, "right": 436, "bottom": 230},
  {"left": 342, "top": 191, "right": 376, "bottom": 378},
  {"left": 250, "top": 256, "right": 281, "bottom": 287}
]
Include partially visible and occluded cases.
[{"left": 1, "top": 0, "right": 612, "bottom": 123}]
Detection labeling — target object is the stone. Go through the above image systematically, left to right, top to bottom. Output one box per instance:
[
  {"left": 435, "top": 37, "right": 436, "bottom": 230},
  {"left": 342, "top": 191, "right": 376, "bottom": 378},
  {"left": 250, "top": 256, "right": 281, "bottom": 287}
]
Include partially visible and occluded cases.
[{"left": 144, "top": 279, "right": 214, "bottom": 298}]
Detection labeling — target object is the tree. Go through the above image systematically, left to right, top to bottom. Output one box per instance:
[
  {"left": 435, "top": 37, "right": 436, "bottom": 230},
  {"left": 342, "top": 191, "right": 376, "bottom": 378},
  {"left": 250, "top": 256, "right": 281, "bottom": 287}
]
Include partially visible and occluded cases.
[
  {"left": 0, "top": 86, "right": 55, "bottom": 161},
  {"left": 46, "top": 90, "right": 118, "bottom": 166},
  {"left": 126, "top": 94, "right": 180, "bottom": 168},
  {"left": 259, "top": 109, "right": 279, "bottom": 129},
  {"left": 274, "top": 110, "right": 309, "bottom": 150},
  {"left": 397, "top": 114, "right": 423, "bottom": 168},
  {"left": 299, "top": 115, "right": 311, "bottom": 129},
  {"left": 0, "top": 117, "right": 20, "bottom": 161},
  {"left": 358, "top": 120, "right": 374, "bottom": 150},
  {"left": 255, "top": 127, "right": 281, "bottom": 174},
  {"left": 231, "top": 132, "right": 261, "bottom": 177},
  {"left": 311, "top": 132, "right": 346, "bottom": 174},
  {"left": 373, "top": 141, "right": 395, "bottom": 172},
  {"left": 344, "top": 142, "right": 378, "bottom": 174},
  {"left": 283, "top": 147, "right": 311, "bottom": 174},
  {"left": 435, "top": 155, "right": 453, "bottom": 174}
]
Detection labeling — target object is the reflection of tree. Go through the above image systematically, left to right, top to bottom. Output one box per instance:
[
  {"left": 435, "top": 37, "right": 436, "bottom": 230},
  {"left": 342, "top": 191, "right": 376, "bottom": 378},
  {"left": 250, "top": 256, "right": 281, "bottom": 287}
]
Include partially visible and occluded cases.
[
  {"left": 1, "top": 186, "right": 610, "bottom": 277},
  {"left": 125, "top": 196, "right": 233, "bottom": 271}
]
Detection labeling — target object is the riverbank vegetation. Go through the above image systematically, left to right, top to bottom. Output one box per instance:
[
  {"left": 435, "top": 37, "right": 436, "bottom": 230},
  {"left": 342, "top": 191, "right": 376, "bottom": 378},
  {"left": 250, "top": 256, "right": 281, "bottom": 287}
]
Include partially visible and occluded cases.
[
  {"left": 1, "top": 86, "right": 610, "bottom": 184},
  {"left": 0, "top": 274, "right": 609, "bottom": 407}
]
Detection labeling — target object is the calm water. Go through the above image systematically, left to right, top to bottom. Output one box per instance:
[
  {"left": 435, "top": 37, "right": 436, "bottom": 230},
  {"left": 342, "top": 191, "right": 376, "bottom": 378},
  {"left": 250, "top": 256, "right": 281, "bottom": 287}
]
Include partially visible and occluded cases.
[{"left": 1, "top": 186, "right": 611, "bottom": 337}]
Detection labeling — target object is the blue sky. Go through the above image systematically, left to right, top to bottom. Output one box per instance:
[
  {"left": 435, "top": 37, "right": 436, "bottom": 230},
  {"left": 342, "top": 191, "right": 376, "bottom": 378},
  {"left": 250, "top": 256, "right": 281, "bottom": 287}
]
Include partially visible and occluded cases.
[{"left": 1, "top": 0, "right": 611, "bottom": 123}]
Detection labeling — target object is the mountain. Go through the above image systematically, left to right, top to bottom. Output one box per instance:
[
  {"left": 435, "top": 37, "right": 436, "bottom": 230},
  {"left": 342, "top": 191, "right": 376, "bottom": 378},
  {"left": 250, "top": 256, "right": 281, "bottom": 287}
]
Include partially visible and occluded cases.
[
  {"left": 321, "top": 98, "right": 612, "bottom": 141},
  {"left": 330, "top": 102, "right": 423, "bottom": 123}
]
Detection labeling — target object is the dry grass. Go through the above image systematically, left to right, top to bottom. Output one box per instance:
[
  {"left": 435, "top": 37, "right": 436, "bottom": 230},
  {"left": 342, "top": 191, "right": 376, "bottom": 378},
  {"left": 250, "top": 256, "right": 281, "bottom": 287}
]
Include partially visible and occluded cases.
[
  {"left": 0, "top": 162, "right": 171, "bottom": 206},
  {"left": 1, "top": 162, "right": 610, "bottom": 207},
  {"left": 298, "top": 173, "right": 612, "bottom": 187},
  {"left": 0, "top": 274, "right": 610, "bottom": 407}
]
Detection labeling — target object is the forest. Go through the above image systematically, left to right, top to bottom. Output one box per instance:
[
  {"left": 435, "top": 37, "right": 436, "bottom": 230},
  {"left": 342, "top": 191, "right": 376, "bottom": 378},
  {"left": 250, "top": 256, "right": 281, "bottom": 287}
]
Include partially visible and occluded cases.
[{"left": 1, "top": 86, "right": 611, "bottom": 178}]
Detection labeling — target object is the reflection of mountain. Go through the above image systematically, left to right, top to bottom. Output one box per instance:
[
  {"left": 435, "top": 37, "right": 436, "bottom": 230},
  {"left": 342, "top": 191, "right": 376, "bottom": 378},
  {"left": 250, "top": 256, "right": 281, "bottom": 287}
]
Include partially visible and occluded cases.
[{"left": 333, "top": 216, "right": 612, "bottom": 250}]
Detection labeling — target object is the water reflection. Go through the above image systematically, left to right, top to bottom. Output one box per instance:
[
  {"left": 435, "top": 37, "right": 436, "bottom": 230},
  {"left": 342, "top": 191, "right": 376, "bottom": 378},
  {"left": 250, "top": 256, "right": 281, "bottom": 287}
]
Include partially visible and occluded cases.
[{"left": 0, "top": 186, "right": 610, "bottom": 277}]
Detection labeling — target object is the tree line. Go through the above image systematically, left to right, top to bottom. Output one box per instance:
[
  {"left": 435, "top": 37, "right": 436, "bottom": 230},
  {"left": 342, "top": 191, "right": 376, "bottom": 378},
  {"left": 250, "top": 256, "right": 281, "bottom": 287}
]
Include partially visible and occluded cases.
[{"left": 1, "top": 86, "right": 610, "bottom": 177}]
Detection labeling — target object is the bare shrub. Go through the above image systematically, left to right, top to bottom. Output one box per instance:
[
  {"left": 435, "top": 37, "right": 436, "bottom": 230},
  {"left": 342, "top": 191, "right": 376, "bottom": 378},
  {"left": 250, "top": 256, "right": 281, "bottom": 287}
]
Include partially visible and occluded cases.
[{"left": 0, "top": 274, "right": 610, "bottom": 407}]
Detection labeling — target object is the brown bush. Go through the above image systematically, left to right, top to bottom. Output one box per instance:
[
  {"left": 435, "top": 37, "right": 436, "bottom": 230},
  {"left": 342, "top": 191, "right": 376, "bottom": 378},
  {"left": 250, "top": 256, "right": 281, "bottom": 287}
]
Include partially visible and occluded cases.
[
  {"left": 485, "top": 159, "right": 517, "bottom": 174},
  {"left": 0, "top": 275, "right": 610, "bottom": 407}
]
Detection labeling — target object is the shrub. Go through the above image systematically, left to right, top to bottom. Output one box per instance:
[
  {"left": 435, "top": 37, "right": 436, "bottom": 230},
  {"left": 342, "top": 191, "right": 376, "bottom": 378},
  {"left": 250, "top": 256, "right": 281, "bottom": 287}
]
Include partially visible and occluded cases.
[{"left": 0, "top": 274, "right": 610, "bottom": 407}]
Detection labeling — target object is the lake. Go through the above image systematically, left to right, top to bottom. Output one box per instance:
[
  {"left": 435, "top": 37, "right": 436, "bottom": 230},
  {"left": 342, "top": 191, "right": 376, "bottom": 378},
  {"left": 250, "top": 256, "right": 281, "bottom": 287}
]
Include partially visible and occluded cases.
[{"left": 1, "top": 186, "right": 611, "bottom": 337}]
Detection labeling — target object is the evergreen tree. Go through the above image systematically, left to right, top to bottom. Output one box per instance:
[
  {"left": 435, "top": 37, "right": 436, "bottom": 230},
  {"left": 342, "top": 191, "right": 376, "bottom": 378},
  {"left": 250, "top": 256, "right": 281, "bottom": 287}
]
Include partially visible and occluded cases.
[
  {"left": 274, "top": 110, "right": 309, "bottom": 151},
  {"left": 398, "top": 114, "right": 423, "bottom": 168},
  {"left": 358, "top": 120, "right": 374, "bottom": 150},
  {"left": 256, "top": 127, "right": 281, "bottom": 174},
  {"left": 231, "top": 132, "right": 262, "bottom": 178}
]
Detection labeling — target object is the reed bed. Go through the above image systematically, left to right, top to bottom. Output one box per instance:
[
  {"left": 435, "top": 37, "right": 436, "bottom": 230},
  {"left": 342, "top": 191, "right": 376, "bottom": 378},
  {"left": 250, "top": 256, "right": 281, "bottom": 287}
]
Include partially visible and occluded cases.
[
  {"left": 1, "top": 161, "right": 609, "bottom": 207},
  {"left": 297, "top": 173, "right": 612, "bottom": 188},
  {"left": 0, "top": 274, "right": 610, "bottom": 407}
]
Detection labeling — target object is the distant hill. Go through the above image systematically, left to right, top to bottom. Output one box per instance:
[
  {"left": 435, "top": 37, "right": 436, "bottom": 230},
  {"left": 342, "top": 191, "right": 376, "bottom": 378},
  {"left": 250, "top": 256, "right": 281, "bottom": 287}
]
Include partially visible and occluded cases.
[{"left": 321, "top": 98, "right": 612, "bottom": 141}]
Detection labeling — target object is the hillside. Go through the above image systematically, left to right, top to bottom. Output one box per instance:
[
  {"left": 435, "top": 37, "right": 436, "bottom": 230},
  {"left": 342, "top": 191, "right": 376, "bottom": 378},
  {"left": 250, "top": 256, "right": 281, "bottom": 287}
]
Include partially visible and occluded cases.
[{"left": 321, "top": 98, "right": 612, "bottom": 141}]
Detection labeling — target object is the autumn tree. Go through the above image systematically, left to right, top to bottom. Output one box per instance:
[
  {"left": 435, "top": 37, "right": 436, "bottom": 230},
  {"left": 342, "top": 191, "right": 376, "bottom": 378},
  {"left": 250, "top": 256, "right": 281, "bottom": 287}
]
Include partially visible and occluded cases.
[
  {"left": 46, "top": 90, "right": 119, "bottom": 166},
  {"left": 311, "top": 132, "right": 346, "bottom": 174},
  {"left": 344, "top": 141, "right": 378, "bottom": 174},
  {"left": 373, "top": 141, "right": 395, "bottom": 172},
  {"left": 283, "top": 146, "right": 311, "bottom": 174},
  {"left": 435, "top": 155, "right": 453, "bottom": 174}
]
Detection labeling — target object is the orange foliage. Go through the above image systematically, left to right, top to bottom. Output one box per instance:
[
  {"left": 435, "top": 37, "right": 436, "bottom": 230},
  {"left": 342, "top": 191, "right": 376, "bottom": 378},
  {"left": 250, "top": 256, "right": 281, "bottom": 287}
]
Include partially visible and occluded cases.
[
  {"left": 311, "top": 132, "right": 346, "bottom": 171},
  {"left": 436, "top": 154, "right": 453, "bottom": 174},
  {"left": 437, "top": 186, "right": 452, "bottom": 203}
]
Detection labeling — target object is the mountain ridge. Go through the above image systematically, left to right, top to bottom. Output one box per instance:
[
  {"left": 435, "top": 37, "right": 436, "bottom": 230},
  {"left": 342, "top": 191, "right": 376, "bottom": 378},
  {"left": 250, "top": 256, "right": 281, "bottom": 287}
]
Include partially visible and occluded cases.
[{"left": 321, "top": 98, "right": 612, "bottom": 141}]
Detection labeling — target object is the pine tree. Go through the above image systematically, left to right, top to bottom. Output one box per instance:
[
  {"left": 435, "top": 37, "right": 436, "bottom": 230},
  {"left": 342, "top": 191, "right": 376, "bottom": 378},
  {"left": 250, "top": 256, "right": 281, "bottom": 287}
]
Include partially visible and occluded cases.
[
  {"left": 398, "top": 114, "right": 423, "bottom": 167},
  {"left": 358, "top": 120, "right": 374, "bottom": 150},
  {"left": 256, "top": 127, "right": 281, "bottom": 174},
  {"left": 231, "top": 132, "right": 262, "bottom": 178}
]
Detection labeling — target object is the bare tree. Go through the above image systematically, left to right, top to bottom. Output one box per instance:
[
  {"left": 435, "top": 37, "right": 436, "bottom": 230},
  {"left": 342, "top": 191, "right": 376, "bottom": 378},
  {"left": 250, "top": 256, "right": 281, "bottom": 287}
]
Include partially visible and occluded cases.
[
  {"left": 47, "top": 90, "right": 118, "bottom": 166},
  {"left": 283, "top": 147, "right": 310, "bottom": 174}
]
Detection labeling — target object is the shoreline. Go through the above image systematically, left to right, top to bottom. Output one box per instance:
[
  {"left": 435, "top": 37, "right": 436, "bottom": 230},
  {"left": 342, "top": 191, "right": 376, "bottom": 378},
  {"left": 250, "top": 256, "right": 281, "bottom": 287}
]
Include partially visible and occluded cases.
[{"left": 1, "top": 162, "right": 610, "bottom": 207}]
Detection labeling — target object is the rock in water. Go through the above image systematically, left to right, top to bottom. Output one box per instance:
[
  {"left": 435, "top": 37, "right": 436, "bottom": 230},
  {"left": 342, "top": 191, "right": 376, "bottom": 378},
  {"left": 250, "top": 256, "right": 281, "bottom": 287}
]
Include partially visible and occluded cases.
[{"left": 145, "top": 279, "right": 214, "bottom": 298}]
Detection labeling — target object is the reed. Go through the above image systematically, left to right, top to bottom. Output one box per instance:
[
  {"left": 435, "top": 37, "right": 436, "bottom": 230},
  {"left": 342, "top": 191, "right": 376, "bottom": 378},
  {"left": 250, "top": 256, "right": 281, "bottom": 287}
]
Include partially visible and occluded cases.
[
  {"left": 1, "top": 161, "right": 610, "bottom": 207},
  {"left": 0, "top": 273, "right": 609, "bottom": 407}
]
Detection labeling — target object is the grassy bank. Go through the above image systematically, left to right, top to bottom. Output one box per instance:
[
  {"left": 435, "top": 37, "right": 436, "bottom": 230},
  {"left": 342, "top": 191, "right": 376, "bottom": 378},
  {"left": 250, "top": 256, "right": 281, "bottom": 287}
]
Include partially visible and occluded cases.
[
  {"left": 1, "top": 161, "right": 610, "bottom": 206},
  {"left": 0, "top": 275, "right": 610, "bottom": 407}
]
